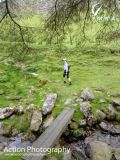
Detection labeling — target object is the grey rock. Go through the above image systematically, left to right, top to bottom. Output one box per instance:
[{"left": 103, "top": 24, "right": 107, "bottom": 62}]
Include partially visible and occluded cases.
[
  {"left": 80, "top": 88, "right": 95, "bottom": 101},
  {"left": 41, "top": 93, "right": 57, "bottom": 115},
  {"left": 64, "top": 98, "right": 73, "bottom": 105},
  {"left": 112, "top": 100, "right": 120, "bottom": 106},
  {"left": 80, "top": 102, "right": 92, "bottom": 118},
  {"left": 107, "top": 104, "right": 116, "bottom": 120},
  {"left": 0, "top": 106, "right": 15, "bottom": 120},
  {"left": 15, "top": 106, "right": 24, "bottom": 115},
  {"left": 96, "top": 110, "right": 106, "bottom": 121},
  {"left": 30, "top": 111, "right": 42, "bottom": 132},
  {"left": 87, "top": 115, "right": 96, "bottom": 127},
  {"left": 43, "top": 116, "right": 54, "bottom": 129},
  {"left": 99, "top": 122, "right": 120, "bottom": 134},
  {"left": 21, "top": 131, "right": 36, "bottom": 142},
  {"left": 87, "top": 141, "right": 112, "bottom": 160},
  {"left": 0, "top": 142, "right": 7, "bottom": 151},
  {"left": 63, "top": 150, "right": 72, "bottom": 160}
]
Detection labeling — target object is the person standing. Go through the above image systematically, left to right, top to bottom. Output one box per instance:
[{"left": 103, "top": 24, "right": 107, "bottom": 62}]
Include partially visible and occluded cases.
[{"left": 63, "top": 59, "right": 71, "bottom": 85}]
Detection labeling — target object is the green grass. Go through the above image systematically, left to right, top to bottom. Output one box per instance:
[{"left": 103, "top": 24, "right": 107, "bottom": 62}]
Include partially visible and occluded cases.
[{"left": 0, "top": 13, "right": 120, "bottom": 160}]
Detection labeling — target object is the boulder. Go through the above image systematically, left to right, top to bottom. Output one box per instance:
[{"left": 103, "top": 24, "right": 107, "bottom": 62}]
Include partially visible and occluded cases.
[
  {"left": 80, "top": 88, "right": 95, "bottom": 101},
  {"left": 41, "top": 93, "right": 57, "bottom": 115},
  {"left": 64, "top": 98, "right": 73, "bottom": 105},
  {"left": 80, "top": 102, "right": 92, "bottom": 118},
  {"left": 0, "top": 106, "right": 15, "bottom": 120},
  {"left": 96, "top": 110, "right": 106, "bottom": 121},
  {"left": 30, "top": 111, "right": 42, "bottom": 132},
  {"left": 43, "top": 116, "right": 54, "bottom": 129},
  {"left": 99, "top": 122, "right": 120, "bottom": 134},
  {"left": 87, "top": 141, "right": 112, "bottom": 160}
]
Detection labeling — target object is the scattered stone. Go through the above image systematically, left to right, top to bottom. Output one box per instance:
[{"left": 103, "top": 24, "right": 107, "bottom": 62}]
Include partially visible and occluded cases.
[
  {"left": 80, "top": 88, "right": 95, "bottom": 101},
  {"left": 41, "top": 93, "right": 57, "bottom": 115},
  {"left": 64, "top": 98, "right": 73, "bottom": 105},
  {"left": 112, "top": 100, "right": 120, "bottom": 106},
  {"left": 80, "top": 102, "right": 92, "bottom": 118},
  {"left": 26, "top": 104, "right": 35, "bottom": 111},
  {"left": 107, "top": 104, "right": 117, "bottom": 120},
  {"left": 0, "top": 106, "right": 15, "bottom": 120},
  {"left": 15, "top": 106, "right": 24, "bottom": 115},
  {"left": 96, "top": 110, "right": 106, "bottom": 121},
  {"left": 30, "top": 111, "right": 42, "bottom": 132},
  {"left": 87, "top": 115, "right": 96, "bottom": 127},
  {"left": 43, "top": 116, "right": 54, "bottom": 129},
  {"left": 79, "top": 120, "right": 87, "bottom": 127},
  {"left": 69, "top": 122, "right": 79, "bottom": 129},
  {"left": 99, "top": 122, "right": 120, "bottom": 134},
  {"left": 87, "top": 141, "right": 112, "bottom": 160},
  {"left": 71, "top": 145, "right": 88, "bottom": 160},
  {"left": 63, "top": 150, "right": 72, "bottom": 160}
]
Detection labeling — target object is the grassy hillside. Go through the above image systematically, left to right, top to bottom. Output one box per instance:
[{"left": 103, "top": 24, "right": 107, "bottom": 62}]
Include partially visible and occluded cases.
[{"left": 0, "top": 14, "right": 120, "bottom": 160}]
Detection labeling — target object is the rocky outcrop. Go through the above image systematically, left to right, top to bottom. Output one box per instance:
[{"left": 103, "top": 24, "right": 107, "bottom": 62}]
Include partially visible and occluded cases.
[
  {"left": 80, "top": 88, "right": 95, "bottom": 101},
  {"left": 41, "top": 93, "right": 57, "bottom": 115},
  {"left": 106, "top": 104, "right": 117, "bottom": 120},
  {"left": 30, "top": 111, "right": 42, "bottom": 132},
  {"left": 99, "top": 122, "right": 120, "bottom": 135},
  {"left": 87, "top": 141, "right": 112, "bottom": 160}
]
